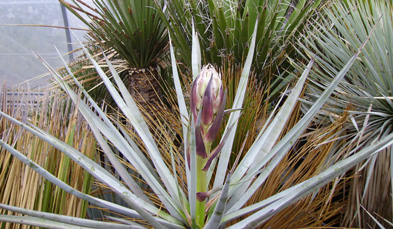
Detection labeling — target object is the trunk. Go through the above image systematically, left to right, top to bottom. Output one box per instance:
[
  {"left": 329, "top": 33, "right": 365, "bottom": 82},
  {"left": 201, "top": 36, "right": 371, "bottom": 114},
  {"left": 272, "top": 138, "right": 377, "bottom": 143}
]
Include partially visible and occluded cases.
[{"left": 127, "top": 67, "right": 162, "bottom": 119}]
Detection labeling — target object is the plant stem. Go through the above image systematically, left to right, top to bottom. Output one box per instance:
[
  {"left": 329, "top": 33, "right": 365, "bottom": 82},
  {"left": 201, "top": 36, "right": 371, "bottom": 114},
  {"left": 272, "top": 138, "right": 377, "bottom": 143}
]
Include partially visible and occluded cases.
[
  {"left": 195, "top": 141, "right": 212, "bottom": 228},
  {"left": 196, "top": 156, "right": 207, "bottom": 228}
]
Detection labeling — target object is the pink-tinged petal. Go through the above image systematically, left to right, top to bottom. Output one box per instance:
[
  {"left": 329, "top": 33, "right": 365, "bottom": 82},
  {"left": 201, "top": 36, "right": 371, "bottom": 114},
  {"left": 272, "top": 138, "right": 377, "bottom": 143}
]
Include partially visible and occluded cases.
[
  {"left": 197, "top": 67, "right": 209, "bottom": 97},
  {"left": 190, "top": 75, "right": 200, "bottom": 122},
  {"left": 201, "top": 77, "right": 214, "bottom": 126},
  {"left": 213, "top": 86, "right": 223, "bottom": 113},
  {"left": 205, "top": 89, "right": 227, "bottom": 143},
  {"left": 195, "top": 111, "right": 207, "bottom": 158},
  {"left": 203, "top": 122, "right": 234, "bottom": 171}
]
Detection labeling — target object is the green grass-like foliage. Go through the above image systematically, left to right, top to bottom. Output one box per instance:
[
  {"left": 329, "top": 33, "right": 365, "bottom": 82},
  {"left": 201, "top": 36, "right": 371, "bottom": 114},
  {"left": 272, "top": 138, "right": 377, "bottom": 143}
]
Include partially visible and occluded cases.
[{"left": 156, "top": 0, "right": 322, "bottom": 94}]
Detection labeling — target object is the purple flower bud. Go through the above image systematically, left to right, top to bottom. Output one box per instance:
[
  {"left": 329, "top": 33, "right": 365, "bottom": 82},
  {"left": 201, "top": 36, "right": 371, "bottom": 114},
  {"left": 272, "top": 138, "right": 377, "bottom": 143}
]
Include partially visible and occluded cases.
[{"left": 191, "top": 64, "right": 223, "bottom": 124}]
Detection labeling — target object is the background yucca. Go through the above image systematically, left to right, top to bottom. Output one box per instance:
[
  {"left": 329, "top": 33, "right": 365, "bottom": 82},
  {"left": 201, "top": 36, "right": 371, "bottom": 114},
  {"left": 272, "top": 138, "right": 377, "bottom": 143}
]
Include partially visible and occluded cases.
[
  {"left": 61, "top": 0, "right": 169, "bottom": 117},
  {"left": 156, "top": 0, "right": 323, "bottom": 99},
  {"left": 297, "top": 0, "right": 393, "bottom": 227}
]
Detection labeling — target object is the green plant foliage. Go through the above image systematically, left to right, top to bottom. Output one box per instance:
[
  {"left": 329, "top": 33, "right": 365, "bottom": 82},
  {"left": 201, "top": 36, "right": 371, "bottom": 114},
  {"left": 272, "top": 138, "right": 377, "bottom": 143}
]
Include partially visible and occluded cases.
[
  {"left": 61, "top": 0, "right": 168, "bottom": 68},
  {"left": 157, "top": 0, "right": 322, "bottom": 96},
  {"left": 296, "top": 0, "right": 393, "bottom": 227}
]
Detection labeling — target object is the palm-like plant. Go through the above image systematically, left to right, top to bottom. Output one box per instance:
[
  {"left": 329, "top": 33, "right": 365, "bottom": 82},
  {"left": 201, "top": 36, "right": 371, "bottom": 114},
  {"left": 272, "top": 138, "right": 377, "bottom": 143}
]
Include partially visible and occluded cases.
[
  {"left": 60, "top": 0, "right": 168, "bottom": 116},
  {"left": 296, "top": 0, "right": 393, "bottom": 227},
  {"left": 0, "top": 21, "right": 392, "bottom": 228}
]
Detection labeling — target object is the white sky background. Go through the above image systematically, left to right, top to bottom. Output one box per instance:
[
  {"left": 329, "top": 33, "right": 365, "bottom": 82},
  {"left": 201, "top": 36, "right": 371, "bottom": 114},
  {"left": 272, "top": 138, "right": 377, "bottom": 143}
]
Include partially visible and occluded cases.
[{"left": 0, "top": 0, "right": 94, "bottom": 88}]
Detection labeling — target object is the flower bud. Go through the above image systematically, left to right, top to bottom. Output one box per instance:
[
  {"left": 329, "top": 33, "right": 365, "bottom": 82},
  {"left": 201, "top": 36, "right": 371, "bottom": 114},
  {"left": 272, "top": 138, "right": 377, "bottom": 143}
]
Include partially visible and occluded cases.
[
  {"left": 190, "top": 64, "right": 226, "bottom": 162},
  {"left": 191, "top": 64, "right": 223, "bottom": 126}
]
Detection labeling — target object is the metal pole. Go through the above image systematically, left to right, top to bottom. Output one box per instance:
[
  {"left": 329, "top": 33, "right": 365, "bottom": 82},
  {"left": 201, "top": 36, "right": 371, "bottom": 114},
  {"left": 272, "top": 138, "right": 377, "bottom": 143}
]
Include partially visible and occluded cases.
[{"left": 60, "top": 3, "right": 74, "bottom": 61}]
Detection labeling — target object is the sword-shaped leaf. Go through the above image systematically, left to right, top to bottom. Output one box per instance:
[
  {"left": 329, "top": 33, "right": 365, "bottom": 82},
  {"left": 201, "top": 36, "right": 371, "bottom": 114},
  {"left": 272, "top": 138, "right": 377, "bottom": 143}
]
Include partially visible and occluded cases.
[
  {"left": 226, "top": 131, "right": 393, "bottom": 228},
  {"left": 0, "top": 137, "right": 181, "bottom": 228},
  {"left": 204, "top": 173, "right": 231, "bottom": 229},
  {"left": 0, "top": 204, "right": 143, "bottom": 229}
]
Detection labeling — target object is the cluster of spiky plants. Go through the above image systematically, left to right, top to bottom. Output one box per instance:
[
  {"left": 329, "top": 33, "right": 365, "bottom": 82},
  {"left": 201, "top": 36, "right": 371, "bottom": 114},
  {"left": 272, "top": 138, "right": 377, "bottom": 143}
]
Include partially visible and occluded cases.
[
  {"left": 59, "top": 0, "right": 320, "bottom": 173},
  {"left": 61, "top": 0, "right": 169, "bottom": 119},
  {"left": 61, "top": 0, "right": 168, "bottom": 69},
  {"left": 156, "top": 0, "right": 323, "bottom": 98},
  {"left": 297, "top": 0, "right": 393, "bottom": 227},
  {"left": 1, "top": 15, "right": 393, "bottom": 227}
]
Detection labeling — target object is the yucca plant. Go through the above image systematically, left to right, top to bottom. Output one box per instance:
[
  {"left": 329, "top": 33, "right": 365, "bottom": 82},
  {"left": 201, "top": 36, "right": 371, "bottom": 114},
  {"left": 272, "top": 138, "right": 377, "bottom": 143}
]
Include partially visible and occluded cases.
[
  {"left": 60, "top": 0, "right": 168, "bottom": 117},
  {"left": 156, "top": 0, "right": 323, "bottom": 99},
  {"left": 296, "top": 0, "right": 393, "bottom": 227},
  {"left": 1, "top": 21, "right": 392, "bottom": 228}
]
